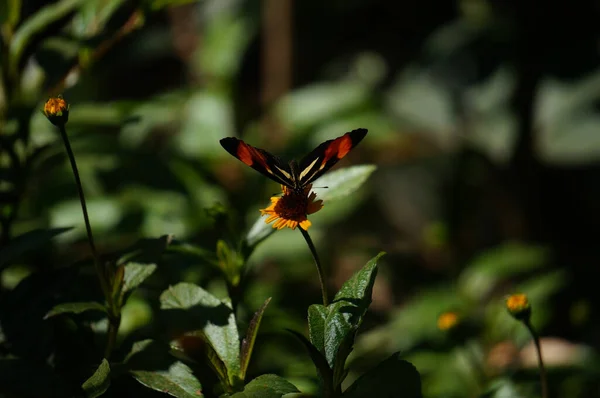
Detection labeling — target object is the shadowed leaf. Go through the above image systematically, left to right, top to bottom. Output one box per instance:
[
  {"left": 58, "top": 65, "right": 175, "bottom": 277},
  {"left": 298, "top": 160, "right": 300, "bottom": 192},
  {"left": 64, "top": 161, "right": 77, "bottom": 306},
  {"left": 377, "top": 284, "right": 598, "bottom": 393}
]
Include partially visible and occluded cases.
[
  {"left": 0, "top": 227, "right": 72, "bottom": 269},
  {"left": 240, "top": 297, "right": 272, "bottom": 380},
  {"left": 342, "top": 353, "right": 422, "bottom": 398}
]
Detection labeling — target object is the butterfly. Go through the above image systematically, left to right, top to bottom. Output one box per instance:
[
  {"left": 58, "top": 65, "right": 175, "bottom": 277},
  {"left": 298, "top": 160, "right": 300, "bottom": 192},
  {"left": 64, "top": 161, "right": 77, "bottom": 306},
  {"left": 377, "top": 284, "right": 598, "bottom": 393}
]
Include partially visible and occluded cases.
[{"left": 219, "top": 128, "right": 367, "bottom": 193}]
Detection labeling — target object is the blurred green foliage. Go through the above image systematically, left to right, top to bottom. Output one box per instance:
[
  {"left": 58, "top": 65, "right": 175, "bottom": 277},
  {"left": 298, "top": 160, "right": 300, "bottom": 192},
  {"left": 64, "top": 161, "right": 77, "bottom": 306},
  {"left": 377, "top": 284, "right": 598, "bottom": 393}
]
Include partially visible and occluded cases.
[{"left": 2, "top": 0, "right": 600, "bottom": 397}]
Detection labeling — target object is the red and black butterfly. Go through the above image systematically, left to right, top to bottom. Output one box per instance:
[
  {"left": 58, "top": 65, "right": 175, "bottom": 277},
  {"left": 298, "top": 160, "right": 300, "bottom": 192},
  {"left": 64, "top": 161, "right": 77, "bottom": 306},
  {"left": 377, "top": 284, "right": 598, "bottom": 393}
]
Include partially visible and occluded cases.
[{"left": 219, "top": 128, "right": 367, "bottom": 192}]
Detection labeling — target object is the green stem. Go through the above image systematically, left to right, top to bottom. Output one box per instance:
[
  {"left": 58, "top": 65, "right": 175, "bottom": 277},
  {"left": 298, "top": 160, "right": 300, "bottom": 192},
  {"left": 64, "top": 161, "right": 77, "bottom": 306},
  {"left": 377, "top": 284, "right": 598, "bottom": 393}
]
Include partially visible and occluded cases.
[
  {"left": 58, "top": 124, "right": 119, "bottom": 357},
  {"left": 299, "top": 227, "right": 329, "bottom": 306},
  {"left": 104, "top": 314, "right": 121, "bottom": 358},
  {"left": 525, "top": 320, "right": 548, "bottom": 398}
]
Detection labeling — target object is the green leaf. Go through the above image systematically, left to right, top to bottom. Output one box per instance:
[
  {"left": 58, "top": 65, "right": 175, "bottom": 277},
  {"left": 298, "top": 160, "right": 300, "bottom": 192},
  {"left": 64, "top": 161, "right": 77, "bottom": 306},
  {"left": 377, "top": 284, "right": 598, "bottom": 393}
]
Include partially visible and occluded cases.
[
  {"left": 0, "top": 0, "right": 21, "bottom": 28},
  {"left": 9, "top": 0, "right": 86, "bottom": 77},
  {"left": 71, "top": 0, "right": 126, "bottom": 39},
  {"left": 277, "top": 82, "right": 369, "bottom": 130},
  {"left": 245, "top": 165, "right": 376, "bottom": 250},
  {"left": 312, "top": 165, "right": 377, "bottom": 202},
  {"left": 0, "top": 227, "right": 72, "bottom": 269},
  {"left": 458, "top": 243, "right": 549, "bottom": 300},
  {"left": 324, "top": 252, "right": 383, "bottom": 367},
  {"left": 122, "top": 262, "right": 157, "bottom": 294},
  {"left": 160, "top": 283, "right": 241, "bottom": 384},
  {"left": 240, "top": 297, "right": 271, "bottom": 380},
  {"left": 44, "top": 301, "right": 106, "bottom": 319},
  {"left": 307, "top": 305, "right": 327, "bottom": 354},
  {"left": 126, "top": 339, "right": 204, "bottom": 398},
  {"left": 342, "top": 353, "right": 422, "bottom": 398},
  {"left": 82, "top": 359, "right": 111, "bottom": 398},
  {"left": 131, "top": 362, "right": 203, "bottom": 398},
  {"left": 229, "top": 374, "right": 299, "bottom": 398}
]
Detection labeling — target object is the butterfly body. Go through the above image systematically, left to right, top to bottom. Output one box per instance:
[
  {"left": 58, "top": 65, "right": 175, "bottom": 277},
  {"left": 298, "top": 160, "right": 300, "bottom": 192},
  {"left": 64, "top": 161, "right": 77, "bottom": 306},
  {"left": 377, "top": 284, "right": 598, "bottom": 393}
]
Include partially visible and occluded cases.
[{"left": 220, "top": 128, "right": 367, "bottom": 193}]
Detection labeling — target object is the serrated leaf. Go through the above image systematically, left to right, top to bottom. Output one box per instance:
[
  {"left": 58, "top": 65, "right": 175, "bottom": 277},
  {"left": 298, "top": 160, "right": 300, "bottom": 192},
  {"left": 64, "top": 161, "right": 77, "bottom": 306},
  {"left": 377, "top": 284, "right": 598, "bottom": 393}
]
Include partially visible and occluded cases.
[
  {"left": 9, "top": 0, "right": 86, "bottom": 77},
  {"left": 244, "top": 165, "right": 376, "bottom": 250},
  {"left": 0, "top": 227, "right": 72, "bottom": 269},
  {"left": 324, "top": 252, "right": 383, "bottom": 367},
  {"left": 122, "top": 262, "right": 157, "bottom": 294},
  {"left": 160, "top": 283, "right": 241, "bottom": 383},
  {"left": 240, "top": 297, "right": 271, "bottom": 380},
  {"left": 44, "top": 301, "right": 106, "bottom": 319},
  {"left": 287, "top": 330, "right": 333, "bottom": 396},
  {"left": 342, "top": 353, "right": 422, "bottom": 398},
  {"left": 82, "top": 359, "right": 111, "bottom": 398},
  {"left": 131, "top": 362, "right": 203, "bottom": 398},
  {"left": 229, "top": 374, "right": 299, "bottom": 398}
]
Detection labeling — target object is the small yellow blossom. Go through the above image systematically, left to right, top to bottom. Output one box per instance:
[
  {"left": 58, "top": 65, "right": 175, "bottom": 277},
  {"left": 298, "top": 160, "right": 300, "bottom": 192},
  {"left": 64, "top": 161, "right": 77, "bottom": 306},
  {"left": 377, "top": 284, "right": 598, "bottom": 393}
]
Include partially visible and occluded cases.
[
  {"left": 43, "top": 96, "right": 69, "bottom": 126},
  {"left": 260, "top": 184, "right": 323, "bottom": 230},
  {"left": 506, "top": 293, "right": 531, "bottom": 322},
  {"left": 437, "top": 311, "right": 460, "bottom": 331}
]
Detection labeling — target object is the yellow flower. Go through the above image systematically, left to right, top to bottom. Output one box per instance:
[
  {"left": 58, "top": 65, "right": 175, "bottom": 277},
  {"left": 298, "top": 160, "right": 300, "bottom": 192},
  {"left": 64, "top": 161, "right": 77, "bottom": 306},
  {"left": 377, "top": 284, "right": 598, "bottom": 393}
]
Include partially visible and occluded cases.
[
  {"left": 43, "top": 96, "right": 69, "bottom": 126},
  {"left": 260, "top": 184, "right": 323, "bottom": 230},
  {"left": 506, "top": 293, "right": 531, "bottom": 322},
  {"left": 437, "top": 311, "right": 459, "bottom": 331}
]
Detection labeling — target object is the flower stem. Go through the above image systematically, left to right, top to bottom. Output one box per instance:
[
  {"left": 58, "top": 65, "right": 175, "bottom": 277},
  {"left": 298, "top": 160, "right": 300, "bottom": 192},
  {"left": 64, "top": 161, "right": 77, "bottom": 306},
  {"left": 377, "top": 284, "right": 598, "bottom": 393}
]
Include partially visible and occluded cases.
[
  {"left": 58, "top": 125, "right": 118, "bottom": 357},
  {"left": 299, "top": 227, "right": 329, "bottom": 306},
  {"left": 524, "top": 320, "right": 548, "bottom": 398}
]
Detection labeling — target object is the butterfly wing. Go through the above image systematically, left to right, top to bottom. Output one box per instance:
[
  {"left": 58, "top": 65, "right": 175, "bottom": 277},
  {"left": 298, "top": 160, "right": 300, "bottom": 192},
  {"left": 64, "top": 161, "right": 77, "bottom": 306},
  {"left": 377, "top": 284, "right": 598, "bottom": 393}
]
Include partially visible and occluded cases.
[
  {"left": 297, "top": 128, "right": 368, "bottom": 186},
  {"left": 220, "top": 137, "right": 294, "bottom": 188}
]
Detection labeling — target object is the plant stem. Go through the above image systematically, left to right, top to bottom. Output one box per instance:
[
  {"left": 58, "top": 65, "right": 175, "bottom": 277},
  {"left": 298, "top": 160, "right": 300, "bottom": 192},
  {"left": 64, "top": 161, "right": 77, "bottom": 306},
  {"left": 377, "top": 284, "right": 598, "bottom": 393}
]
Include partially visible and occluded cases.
[
  {"left": 58, "top": 125, "right": 118, "bottom": 357},
  {"left": 299, "top": 227, "right": 329, "bottom": 306},
  {"left": 104, "top": 313, "right": 121, "bottom": 358},
  {"left": 525, "top": 320, "right": 548, "bottom": 398}
]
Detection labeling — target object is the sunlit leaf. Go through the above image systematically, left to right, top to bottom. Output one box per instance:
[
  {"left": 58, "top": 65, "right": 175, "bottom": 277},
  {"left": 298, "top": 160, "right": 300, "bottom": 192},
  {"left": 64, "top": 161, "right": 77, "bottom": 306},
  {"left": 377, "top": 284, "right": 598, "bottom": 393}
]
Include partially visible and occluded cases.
[
  {"left": 245, "top": 165, "right": 376, "bottom": 250},
  {"left": 312, "top": 165, "right": 376, "bottom": 202},
  {"left": 323, "top": 252, "right": 383, "bottom": 367},
  {"left": 305, "top": 253, "right": 383, "bottom": 392},
  {"left": 122, "top": 262, "right": 157, "bottom": 294},
  {"left": 160, "top": 283, "right": 241, "bottom": 383},
  {"left": 44, "top": 301, "right": 106, "bottom": 319},
  {"left": 126, "top": 339, "right": 204, "bottom": 398},
  {"left": 343, "top": 353, "right": 422, "bottom": 398},
  {"left": 82, "top": 359, "right": 111, "bottom": 398},
  {"left": 131, "top": 362, "right": 203, "bottom": 398},
  {"left": 229, "top": 374, "right": 299, "bottom": 398}
]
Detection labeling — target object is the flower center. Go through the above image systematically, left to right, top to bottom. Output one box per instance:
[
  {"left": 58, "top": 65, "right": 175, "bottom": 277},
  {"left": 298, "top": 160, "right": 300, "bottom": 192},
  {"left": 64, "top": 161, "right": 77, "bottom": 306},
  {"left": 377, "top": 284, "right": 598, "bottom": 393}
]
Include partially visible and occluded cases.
[{"left": 274, "top": 191, "right": 308, "bottom": 220}]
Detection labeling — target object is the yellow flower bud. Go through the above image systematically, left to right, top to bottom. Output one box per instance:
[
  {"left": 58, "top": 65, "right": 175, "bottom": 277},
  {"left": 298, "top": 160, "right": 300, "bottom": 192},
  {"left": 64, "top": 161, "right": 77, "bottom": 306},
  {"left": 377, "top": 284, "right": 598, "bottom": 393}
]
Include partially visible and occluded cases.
[
  {"left": 43, "top": 96, "right": 69, "bottom": 126},
  {"left": 506, "top": 293, "right": 531, "bottom": 322},
  {"left": 437, "top": 311, "right": 460, "bottom": 331}
]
